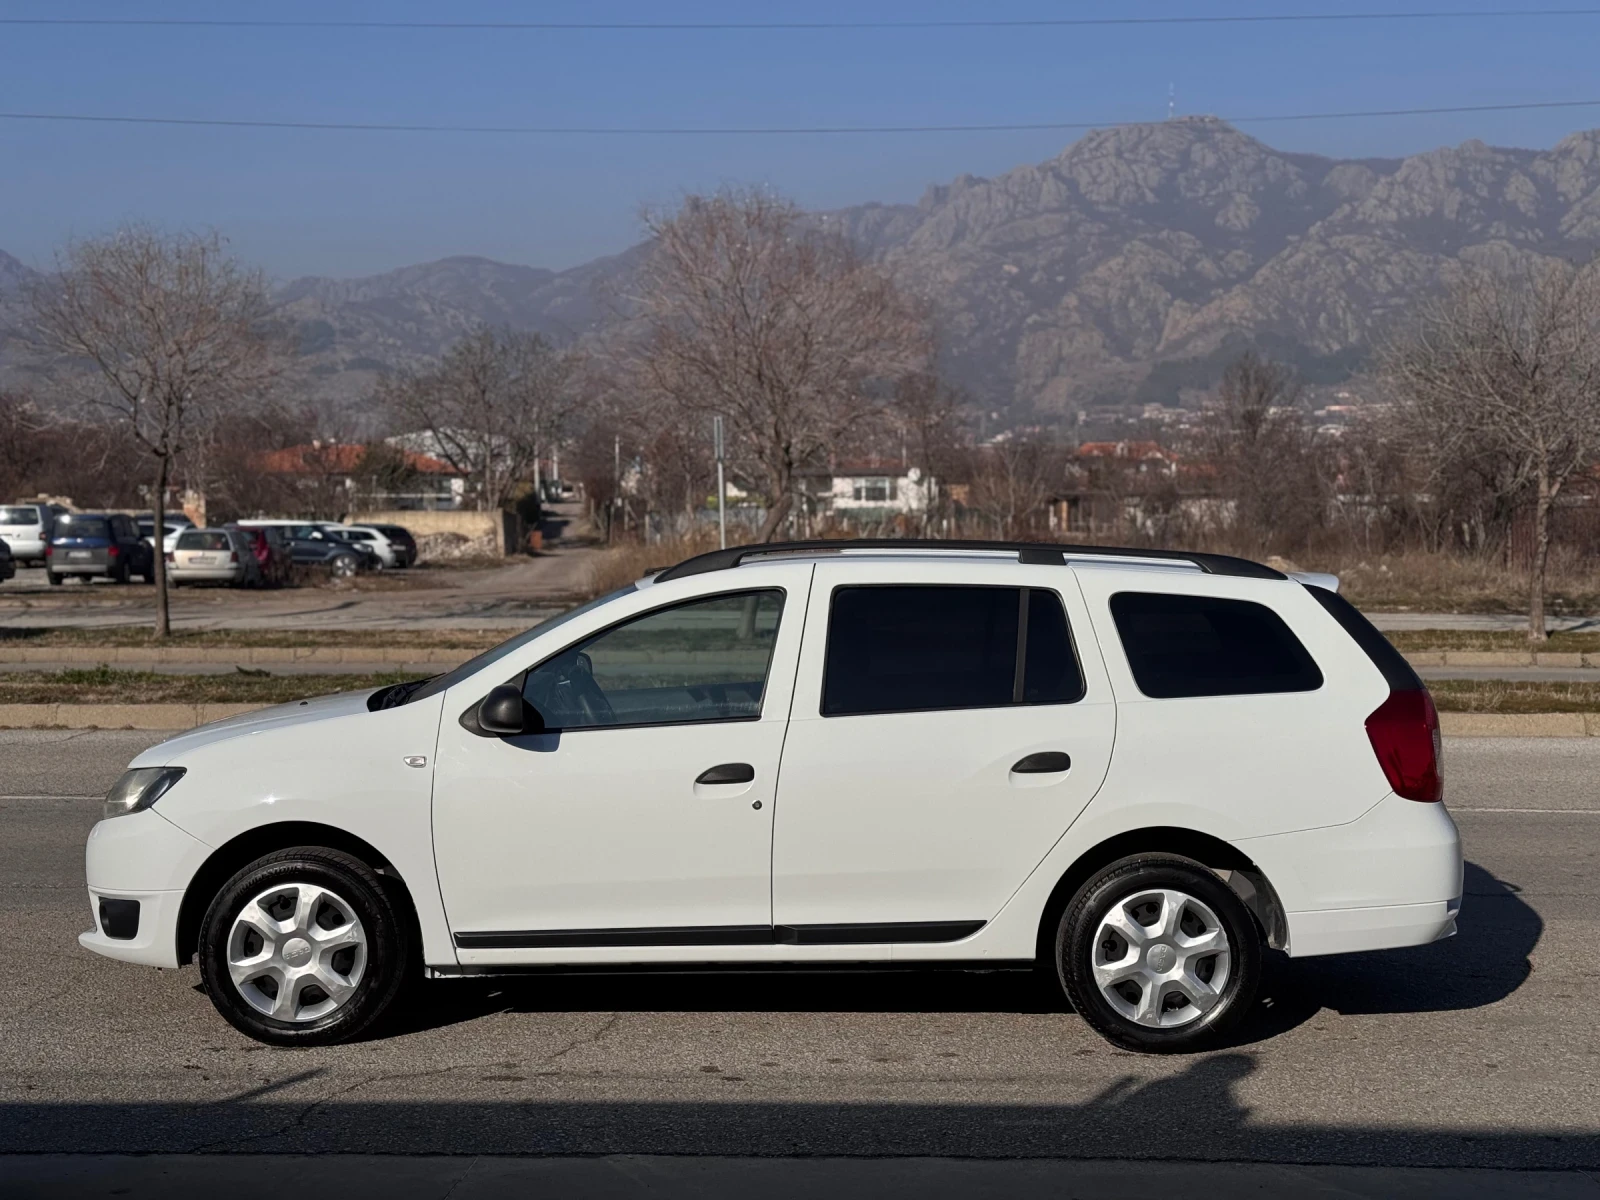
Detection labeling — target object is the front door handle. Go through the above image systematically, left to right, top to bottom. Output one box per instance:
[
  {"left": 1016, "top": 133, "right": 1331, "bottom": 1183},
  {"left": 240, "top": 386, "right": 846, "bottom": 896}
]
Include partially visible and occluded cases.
[
  {"left": 1011, "top": 751, "right": 1071, "bottom": 774},
  {"left": 695, "top": 762, "right": 756, "bottom": 785}
]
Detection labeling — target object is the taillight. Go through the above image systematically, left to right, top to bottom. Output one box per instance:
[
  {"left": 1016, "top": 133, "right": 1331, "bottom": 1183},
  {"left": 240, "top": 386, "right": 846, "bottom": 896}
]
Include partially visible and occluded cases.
[
  {"left": 43, "top": 544, "right": 52, "bottom": 556},
  {"left": 107, "top": 544, "right": 119, "bottom": 557},
  {"left": 164, "top": 551, "right": 174, "bottom": 562},
  {"left": 230, "top": 551, "right": 240, "bottom": 564},
  {"left": 1365, "top": 689, "right": 1443, "bottom": 802}
]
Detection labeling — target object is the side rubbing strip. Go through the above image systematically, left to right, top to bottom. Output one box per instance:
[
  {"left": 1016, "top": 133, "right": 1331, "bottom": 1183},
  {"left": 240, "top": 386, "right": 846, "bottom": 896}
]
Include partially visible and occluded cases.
[
  {"left": 454, "top": 921, "right": 987, "bottom": 950},
  {"left": 455, "top": 926, "right": 772, "bottom": 950}
]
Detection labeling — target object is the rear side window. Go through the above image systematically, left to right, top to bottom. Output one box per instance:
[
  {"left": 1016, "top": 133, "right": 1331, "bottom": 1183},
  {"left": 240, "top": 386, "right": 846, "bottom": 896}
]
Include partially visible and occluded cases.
[
  {"left": 0, "top": 507, "right": 39, "bottom": 525},
  {"left": 823, "top": 585, "right": 1085, "bottom": 717},
  {"left": 1110, "top": 592, "right": 1323, "bottom": 699}
]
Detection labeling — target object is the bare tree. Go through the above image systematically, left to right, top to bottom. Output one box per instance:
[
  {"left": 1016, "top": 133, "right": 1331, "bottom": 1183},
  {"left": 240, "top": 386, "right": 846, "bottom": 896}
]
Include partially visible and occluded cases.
[
  {"left": 624, "top": 190, "right": 929, "bottom": 542},
  {"left": 29, "top": 227, "right": 277, "bottom": 636},
  {"left": 1382, "top": 260, "right": 1600, "bottom": 641},
  {"left": 380, "top": 328, "right": 574, "bottom": 512},
  {"left": 1193, "top": 351, "right": 1327, "bottom": 555},
  {"left": 964, "top": 434, "right": 1069, "bottom": 539}
]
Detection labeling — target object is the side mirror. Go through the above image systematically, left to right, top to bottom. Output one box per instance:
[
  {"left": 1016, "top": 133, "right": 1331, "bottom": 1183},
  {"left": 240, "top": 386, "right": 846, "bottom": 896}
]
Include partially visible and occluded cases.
[{"left": 471, "top": 684, "right": 544, "bottom": 738}]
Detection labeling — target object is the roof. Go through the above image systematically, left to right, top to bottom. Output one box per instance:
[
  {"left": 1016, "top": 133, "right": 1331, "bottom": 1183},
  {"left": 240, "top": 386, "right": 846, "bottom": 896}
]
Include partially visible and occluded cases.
[
  {"left": 1077, "top": 440, "right": 1177, "bottom": 461},
  {"left": 257, "top": 443, "right": 460, "bottom": 476},
  {"left": 652, "top": 539, "right": 1283, "bottom": 582}
]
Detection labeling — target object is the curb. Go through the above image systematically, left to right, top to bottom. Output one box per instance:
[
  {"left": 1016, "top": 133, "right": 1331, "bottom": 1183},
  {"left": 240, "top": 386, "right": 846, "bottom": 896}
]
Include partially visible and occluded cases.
[
  {"left": 2, "top": 646, "right": 472, "bottom": 667},
  {"left": 1401, "top": 649, "right": 1599, "bottom": 668},
  {"left": 0, "top": 702, "right": 266, "bottom": 730},
  {"left": 0, "top": 705, "right": 1595, "bottom": 736}
]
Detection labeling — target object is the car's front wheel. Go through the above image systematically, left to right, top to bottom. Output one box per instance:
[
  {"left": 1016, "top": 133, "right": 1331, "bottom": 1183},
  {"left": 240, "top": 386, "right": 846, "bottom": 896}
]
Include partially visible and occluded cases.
[
  {"left": 198, "top": 847, "right": 410, "bottom": 1046},
  {"left": 1055, "top": 854, "right": 1260, "bottom": 1053}
]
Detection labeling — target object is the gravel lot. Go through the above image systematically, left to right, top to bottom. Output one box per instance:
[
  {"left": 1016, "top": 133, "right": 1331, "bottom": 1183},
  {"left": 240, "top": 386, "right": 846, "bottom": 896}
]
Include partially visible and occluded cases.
[{"left": 2, "top": 733, "right": 1596, "bottom": 1192}]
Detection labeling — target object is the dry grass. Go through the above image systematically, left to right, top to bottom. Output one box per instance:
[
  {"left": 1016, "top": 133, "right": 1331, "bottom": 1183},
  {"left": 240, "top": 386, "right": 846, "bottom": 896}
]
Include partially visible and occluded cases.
[
  {"left": 584, "top": 531, "right": 724, "bottom": 597},
  {"left": 1312, "top": 549, "right": 1600, "bottom": 615},
  {"left": 0, "top": 666, "right": 416, "bottom": 704},
  {"left": 1429, "top": 679, "right": 1600, "bottom": 714}
]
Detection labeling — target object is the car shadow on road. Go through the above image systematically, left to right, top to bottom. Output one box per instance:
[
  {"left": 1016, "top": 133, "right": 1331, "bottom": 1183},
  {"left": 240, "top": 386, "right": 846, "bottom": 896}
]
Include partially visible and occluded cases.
[
  {"left": 385, "top": 860, "right": 1539, "bottom": 1049},
  {"left": 6, "top": 1050, "right": 1597, "bottom": 1166}
]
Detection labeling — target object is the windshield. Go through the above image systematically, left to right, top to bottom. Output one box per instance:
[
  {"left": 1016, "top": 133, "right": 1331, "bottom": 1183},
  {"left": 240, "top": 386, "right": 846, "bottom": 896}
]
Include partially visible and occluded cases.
[
  {"left": 0, "top": 507, "right": 39, "bottom": 526},
  {"left": 402, "top": 586, "right": 636, "bottom": 705}
]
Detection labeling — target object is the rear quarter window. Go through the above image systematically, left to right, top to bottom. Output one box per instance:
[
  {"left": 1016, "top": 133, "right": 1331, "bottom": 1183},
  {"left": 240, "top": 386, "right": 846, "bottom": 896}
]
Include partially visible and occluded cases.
[
  {"left": 0, "top": 507, "right": 40, "bottom": 525},
  {"left": 1110, "top": 591, "right": 1323, "bottom": 699}
]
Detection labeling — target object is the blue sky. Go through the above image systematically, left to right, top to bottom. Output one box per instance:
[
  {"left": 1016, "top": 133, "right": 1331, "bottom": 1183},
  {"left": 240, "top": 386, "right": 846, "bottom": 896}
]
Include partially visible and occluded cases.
[{"left": 3, "top": 1, "right": 1598, "bottom": 281}]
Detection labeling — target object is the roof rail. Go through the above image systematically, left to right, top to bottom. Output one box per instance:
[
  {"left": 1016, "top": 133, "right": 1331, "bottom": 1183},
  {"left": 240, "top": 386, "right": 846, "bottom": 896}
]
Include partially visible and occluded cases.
[{"left": 651, "top": 539, "right": 1284, "bottom": 582}]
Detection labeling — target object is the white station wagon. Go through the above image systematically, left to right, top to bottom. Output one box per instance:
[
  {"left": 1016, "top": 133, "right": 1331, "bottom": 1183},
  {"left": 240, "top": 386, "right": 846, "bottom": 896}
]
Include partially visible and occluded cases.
[{"left": 80, "top": 540, "right": 1461, "bottom": 1052}]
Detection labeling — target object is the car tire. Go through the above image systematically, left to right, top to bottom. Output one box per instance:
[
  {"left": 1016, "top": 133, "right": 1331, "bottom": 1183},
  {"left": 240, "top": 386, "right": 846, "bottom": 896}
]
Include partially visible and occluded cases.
[
  {"left": 330, "top": 553, "right": 357, "bottom": 579},
  {"left": 46, "top": 571, "right": 62, "bottom": 586},
  {"left": 198, "top": 846, "right": 411, "bottom": 1047},
  {"left": 1055, "top": 854, "right": 1260, "bottom": 1054}
]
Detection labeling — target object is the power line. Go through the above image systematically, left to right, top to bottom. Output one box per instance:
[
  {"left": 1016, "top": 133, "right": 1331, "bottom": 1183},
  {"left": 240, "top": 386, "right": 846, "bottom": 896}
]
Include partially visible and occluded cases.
[
  {"left": 4, "top": 9, "right": 1600, "bottom": 31},
  {"left": 0, "top": 99, "right": 1597, "bottom": 137}
]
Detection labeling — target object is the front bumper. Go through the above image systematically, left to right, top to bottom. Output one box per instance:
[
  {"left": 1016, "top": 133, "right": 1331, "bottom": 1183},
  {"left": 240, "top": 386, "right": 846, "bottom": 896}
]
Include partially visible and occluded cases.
[{"left": 79, "top": 808, "right": 211, "bottom": 969}]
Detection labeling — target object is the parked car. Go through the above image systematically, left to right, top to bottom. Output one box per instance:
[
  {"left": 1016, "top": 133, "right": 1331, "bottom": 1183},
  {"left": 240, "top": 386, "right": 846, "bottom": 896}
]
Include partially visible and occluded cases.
[
  {"left": 0, "top": 503, "right": 62, "bottom": 566},
  {"left": 45, "top": 513, "right": 155, "bottom": 585},
  {"left": 137, "top": 518, "right": 190, "bottom": 556},
  {"left": 238, "top": 521, "right": 377, "bottom": 578},
  {"left": 366, "top": 523, "right": 417, "bottom": 568},
  {"left": 228, "top": 524, "right": 292, "bottom": 587},
  {"left": 331, "top": 524, "right": 404, "bottom": 569},
  {"left": 166, "top": 528, "right": 261, "bottom": 588},
  {"left": 285, "top": 535, "right": 365, "bottom": 579},
  {"left": 76, "top": 539, "right": 1459, "bottom": 1052}
]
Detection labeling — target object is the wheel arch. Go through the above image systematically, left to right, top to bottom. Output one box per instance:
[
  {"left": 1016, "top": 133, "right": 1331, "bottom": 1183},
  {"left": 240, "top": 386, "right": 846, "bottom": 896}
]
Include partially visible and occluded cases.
[
  {"left": 175, "top": 821, "right": 422, "bottom": 967},
  {"left": 1034, "top": 826, "right": 1287, "bottom": 962}
]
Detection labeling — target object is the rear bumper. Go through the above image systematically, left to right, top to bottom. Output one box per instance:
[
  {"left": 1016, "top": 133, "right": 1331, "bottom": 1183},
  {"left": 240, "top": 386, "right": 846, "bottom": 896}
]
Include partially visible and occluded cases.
[
  {"left": 51, "top": 560, "right": 109, "bottom": 574},
  {"left": 1235, "top": 793, "right": 1463, "bottom": 959},
  {"left": 1285, "top": 897, "right": 1459, "bottom": 957}
]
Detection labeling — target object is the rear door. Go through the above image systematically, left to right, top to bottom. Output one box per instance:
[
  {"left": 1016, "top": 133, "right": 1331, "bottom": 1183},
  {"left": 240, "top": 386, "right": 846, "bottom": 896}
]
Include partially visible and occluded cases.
[{"left": 772, "top": 561, "right": 1116, "bottom": 941}]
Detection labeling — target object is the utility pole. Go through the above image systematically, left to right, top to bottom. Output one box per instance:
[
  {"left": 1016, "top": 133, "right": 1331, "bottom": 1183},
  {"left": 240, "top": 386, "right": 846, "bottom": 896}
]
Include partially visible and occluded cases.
[
  {"left": 713, "top": 415, "right": 727, "bottom": 550},
  {"left": 612, "top": 433, "right": 621, "bottom": 542}
]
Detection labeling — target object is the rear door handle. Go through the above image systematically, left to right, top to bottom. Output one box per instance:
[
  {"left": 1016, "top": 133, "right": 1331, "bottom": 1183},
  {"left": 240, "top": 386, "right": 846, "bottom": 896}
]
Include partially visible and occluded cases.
[
  {"left": 1011, "top": 751, "right": 1071, "bottom": 774},
  {"left": 695, "top": 762, "right": 755, "bottom": 785}
]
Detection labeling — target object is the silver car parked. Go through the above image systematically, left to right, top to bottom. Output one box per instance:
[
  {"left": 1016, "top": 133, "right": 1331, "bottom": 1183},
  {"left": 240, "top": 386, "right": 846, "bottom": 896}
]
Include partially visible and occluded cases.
[{"left": 167, "top": 528, "right": 261, "bottom": 587}]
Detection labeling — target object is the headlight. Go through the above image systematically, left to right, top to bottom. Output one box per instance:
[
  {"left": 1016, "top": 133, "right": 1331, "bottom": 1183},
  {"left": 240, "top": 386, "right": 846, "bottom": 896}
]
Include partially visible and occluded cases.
[{"left": 103, "top": 767, "right": 186, "bottom": 820}]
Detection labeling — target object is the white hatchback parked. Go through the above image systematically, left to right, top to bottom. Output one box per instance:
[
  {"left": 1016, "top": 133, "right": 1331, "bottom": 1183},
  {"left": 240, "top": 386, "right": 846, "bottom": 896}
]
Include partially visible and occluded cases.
[{"left": 79, "top": 540, "right": 1461, "bottom": 1052}]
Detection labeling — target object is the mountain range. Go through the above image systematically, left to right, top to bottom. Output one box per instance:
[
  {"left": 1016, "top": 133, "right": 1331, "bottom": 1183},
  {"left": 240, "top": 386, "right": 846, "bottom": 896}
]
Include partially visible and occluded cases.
[{"left": 9, "top": 117, "right": 1600, "bottom": 418}]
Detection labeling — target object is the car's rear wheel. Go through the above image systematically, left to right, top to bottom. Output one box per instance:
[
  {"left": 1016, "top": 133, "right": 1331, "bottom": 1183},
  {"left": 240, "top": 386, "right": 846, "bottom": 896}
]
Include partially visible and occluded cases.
[
  {"left": 46, "top": 570, "right": 62, "bottom": 586},
  {"left": 198, "top": 847, "right": 410, "bottom": 1046},
  {"left": 1055, "top": 854, "right": 1260, "bottom": 1053}
]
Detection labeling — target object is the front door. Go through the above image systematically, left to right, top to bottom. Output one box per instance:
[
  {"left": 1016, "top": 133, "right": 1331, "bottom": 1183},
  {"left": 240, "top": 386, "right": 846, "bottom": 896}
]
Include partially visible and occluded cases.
[
  {"left": 772, "top": 563, "right": 1116, "bottom": 939},
  {"left": 432, "top": 574, "right": 810, "bottom": 950}
]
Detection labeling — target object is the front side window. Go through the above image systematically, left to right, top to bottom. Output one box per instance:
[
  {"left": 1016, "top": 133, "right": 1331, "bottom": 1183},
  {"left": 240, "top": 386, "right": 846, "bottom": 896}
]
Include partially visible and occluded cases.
[
  {"left": 822, "top": 585, "right": 1085, "bottom": 717},
  {"left": 523, "top": 590, "right": 784, "bottom": 730},
  {"left": 1110, "top": 592, "right": 1324, "bottom": 699}
]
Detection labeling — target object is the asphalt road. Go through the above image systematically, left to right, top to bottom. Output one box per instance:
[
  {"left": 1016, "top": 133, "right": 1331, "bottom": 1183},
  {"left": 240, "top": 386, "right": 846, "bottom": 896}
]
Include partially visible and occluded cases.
[{"left": 2, "top": 733, "right": 1597, "bottom": 1189}]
